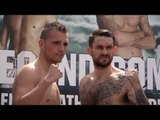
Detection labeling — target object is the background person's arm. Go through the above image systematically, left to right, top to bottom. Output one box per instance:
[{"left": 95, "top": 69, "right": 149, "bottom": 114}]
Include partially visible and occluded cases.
[
  {"left": 96, "top": 15, "right": 145, "bottom": 47},
  {"left": 131, "top": 15, "right": 156, "bottom": 49},
  {"left": 0, "top": 16, "right": 9, "bottom": 49}
]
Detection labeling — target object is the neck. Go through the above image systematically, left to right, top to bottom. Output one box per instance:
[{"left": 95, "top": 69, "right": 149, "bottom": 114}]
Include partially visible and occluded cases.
[
  {"left": 36, "top": 53, "right": 57, "bottom": 72},
  {"left": 94, "top": 64, "right": 114, "bottom": 80}
]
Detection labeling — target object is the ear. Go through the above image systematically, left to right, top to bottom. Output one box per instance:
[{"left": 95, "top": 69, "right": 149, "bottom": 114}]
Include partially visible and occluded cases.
[
  {"left": 39, "top": 39, "right": 44, "bottom": 48},
  {"left": 113, "top": 46, "right": 118, "bottom": 54},
  {"left": 87, "top": 47, "right": 92, "bottom": 56}
]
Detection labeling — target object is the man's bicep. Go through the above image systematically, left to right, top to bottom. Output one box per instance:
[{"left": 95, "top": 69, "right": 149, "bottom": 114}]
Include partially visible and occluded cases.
[
  {"left": 139, "top": 16, "right": 154, "bottom": 35},
  {"left": 13, "top": 71, "right": 36, "bottom": 101}
]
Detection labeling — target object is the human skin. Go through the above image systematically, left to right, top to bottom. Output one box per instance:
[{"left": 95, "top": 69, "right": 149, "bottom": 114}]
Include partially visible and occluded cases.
[
  {"left": 0, "top": 15, "right": 57, "bottom": 57},
  {"left": 96, "top": 15, "right": 156, "bottom": 59}
]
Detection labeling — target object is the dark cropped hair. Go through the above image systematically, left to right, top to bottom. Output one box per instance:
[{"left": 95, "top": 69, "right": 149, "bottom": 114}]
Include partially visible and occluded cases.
[
  {"left": 40, "top": 21, "right": 67, "bottom": 40},
  {"left": 88, "top": 29, "right": 115, "bottom": 47}
]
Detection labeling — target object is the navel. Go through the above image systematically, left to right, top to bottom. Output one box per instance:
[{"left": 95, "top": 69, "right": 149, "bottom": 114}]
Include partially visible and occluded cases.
[
  {"left": 33, "top": 25, "right": 36, "bottom": 28},
  {"left": 46, "top": 99, "right": 50, "bottom": 102}
]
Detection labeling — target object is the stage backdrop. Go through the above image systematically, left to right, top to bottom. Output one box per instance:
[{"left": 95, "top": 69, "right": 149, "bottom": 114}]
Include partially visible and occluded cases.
[{"left": 0, "top": 15, "right": 160, "bottom": 105}]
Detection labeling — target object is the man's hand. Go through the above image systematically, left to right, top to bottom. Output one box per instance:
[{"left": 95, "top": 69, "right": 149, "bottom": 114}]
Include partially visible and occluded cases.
[
  {"left": 44, "top": 64, "right": 62, "bottom": 83},
  {"left": 125, "top": 69, "right": 141, "bottom": 90},
  {"left": 125, "top": 69, "right": 149, "bottom": 105}
]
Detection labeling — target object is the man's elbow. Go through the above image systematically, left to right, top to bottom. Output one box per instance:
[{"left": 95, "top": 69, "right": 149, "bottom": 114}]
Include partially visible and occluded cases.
[
  {"left": 147, "top": 34, "right": 157, "bottom": 49},
  {"left": 149, "top": 39, "right": 157, "bottom": 49},
  {"left": 13, "top": 96, "right": 26, "bottom": 105},
  {"left": 13, "top": 98, "right": 21, "bottom": 105}
]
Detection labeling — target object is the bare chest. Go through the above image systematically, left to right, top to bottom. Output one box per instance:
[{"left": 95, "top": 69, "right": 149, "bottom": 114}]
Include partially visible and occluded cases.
[
  {"left": 113, "top": 16, "right": 140, "bottom": 31},
  {"left": 91, "top": 74, "right": 129, "bottom": 104},
  {"left": 40, "top": 83, "right": 60, "bottom": 105}
]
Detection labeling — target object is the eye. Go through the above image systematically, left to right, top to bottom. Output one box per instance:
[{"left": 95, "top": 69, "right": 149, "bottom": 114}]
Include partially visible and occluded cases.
[
  {"left": 53, "top": 41, "right": 61, "bottom": 45},
  {"left": 64, "top": 42, "right": 68, "bottom": 47},
  {"left": 96, "top": 45, "right": 103, "bottom": 50},
  {"left": 106, "top": 45, "right": 113, "bottom": 50}
]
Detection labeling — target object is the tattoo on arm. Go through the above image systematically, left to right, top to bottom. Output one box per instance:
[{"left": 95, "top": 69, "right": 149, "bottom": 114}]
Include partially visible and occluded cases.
[
  {"left": 135, "top": 89, "right": 150, "bottom": 105},
  {"left": 128, "top": 94, "right": 137, "bottom": 105}
]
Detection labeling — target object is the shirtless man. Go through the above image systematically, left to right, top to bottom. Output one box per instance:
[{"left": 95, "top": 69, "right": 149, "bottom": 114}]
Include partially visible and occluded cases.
[
  {"left": 0, "top": 15, "right": 57, "bottom": 57},
  {"left": 96, "top": 15, "right": 156, "bottom": 59},
  {"left": 12, "top": 22, "right": 69, "bottom": 105},
  {"left": 79, "top": 29, "right": 149, "bottom": 105}
]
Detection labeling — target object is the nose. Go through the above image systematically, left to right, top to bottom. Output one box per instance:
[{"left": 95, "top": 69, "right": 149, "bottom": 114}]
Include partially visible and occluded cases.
[
  {"left": 59, "top": 44, "right": 66, "bottom": 52},
  {"left": 102, "top": 48, "right": 108, "bottom": 54}
]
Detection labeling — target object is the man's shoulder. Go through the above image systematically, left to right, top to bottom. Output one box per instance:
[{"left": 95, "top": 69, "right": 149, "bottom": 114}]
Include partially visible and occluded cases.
[
  {"left": 15, "top": 62, "right": 39, "bottom": 84},
  {"left": 17, "top": 62, "right": 36, "bottom": 75},
  {"left": 113, "top": 65, "right": 125, "bottom": 73},
  {"left": 126, "top": 69, "right": 138, "bottom": 73},
  {"left": 80, "top": 74, "right": 93, "bottom": 86},
  {"left": 80, "top": 74, "right": 90, "bottom": 82}
]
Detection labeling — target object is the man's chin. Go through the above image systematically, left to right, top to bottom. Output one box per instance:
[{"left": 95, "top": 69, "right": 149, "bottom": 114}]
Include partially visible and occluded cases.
[{"left": 56, "top": 59, "right": 62, "bottom": 63}]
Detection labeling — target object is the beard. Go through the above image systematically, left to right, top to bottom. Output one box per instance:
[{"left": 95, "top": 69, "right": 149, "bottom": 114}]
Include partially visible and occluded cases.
[{"left": 92, "top": 54, "right": 113, "bottom": 68}]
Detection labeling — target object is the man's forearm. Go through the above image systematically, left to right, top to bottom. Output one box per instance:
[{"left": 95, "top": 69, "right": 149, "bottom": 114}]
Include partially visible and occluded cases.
[
  {"left": 114, "top": 31, "right": 144, "bottom": 47},
  {"left": 131, "top": 35, "right": 156, "bottom": 49},
  {"left": 13, "top": 79, "right": 51, "bottom": 105},
  {"left": 135, "top": 88, "right": 150, "bottom": 105}
]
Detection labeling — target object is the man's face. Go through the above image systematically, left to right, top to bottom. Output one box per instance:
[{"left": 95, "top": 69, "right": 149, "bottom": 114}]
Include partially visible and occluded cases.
[
  {"left": 43, "top": 30, "right": 69, "bottom": 64},
  {"left": 89, "top": 36, "right": 114, "bottom": 68}
]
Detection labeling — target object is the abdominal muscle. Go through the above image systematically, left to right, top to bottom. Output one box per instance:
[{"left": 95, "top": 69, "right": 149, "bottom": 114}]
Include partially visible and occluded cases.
[
  {"left": 115, "top": 46, "right": 142, "bottom": 59},
  {"left": 39, "top": 83, "right": 60, "bottom": 105},
  {"left": 98, "top": 95, "right": 133, "bottom": 105}
]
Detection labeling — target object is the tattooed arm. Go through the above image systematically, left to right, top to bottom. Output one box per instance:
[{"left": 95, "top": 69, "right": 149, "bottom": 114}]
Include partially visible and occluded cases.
[
  {"left": 132, "top": 15, "right": 156, "bottom": 49},
  {"left": 125, "top": 69, "right": 150, "bottom": 105},
  {"left": 127, "top": 85, "right": 137, "bottom": 105},
  {"left": 134, "top": 87, "right": 149, "bottom": 105}
]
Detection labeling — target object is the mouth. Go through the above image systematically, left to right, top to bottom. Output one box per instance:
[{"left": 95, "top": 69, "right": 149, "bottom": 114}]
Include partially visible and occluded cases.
[
  {"left": 57, "top": 54, "right": 64, "bottom": 58},
  {"left": 99, "top": 56, "right": 109, "bottom": 60}
]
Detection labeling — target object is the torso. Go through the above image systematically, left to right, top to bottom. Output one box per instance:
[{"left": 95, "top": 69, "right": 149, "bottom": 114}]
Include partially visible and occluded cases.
[
  {"left": 6, "top": 15, "right": 57, "bottom": 56},
  {"left": 97, "top": 15, "right": 143, "bottom": 59},
  {"left": 113, "top": 15, "right": 141, "bottom": 32},
  {"left": 113, "top": 15, "right": 143, "bottom": 58},
  {"left": 19, "top": 16, "right": 53, "bottom": 56},
  {"left": 115, "top": 46, "right": 142, "bottom": 59},
  {"left": 32, "top": 62, "right": 60, "bottom": 105},
  {"left": 82, "top": 72, "right": 133, "bottom": 105},
  {"left": 95, "top": 73, "right": 132, "bottom": 105},
  {"left": 39, "top": 82, "right": 60, "bottom": 105}
]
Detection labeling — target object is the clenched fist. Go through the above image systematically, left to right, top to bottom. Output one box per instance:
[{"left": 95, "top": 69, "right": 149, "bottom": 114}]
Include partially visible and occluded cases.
[
  {"left": 44, "top": 64, "right": 62, "bottom": 83},
  {"left": 125, "top": 69, "right": 142, "bottom": 90}
]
